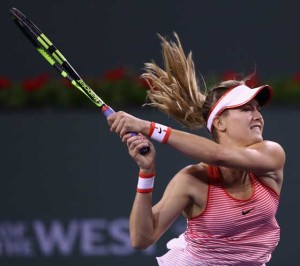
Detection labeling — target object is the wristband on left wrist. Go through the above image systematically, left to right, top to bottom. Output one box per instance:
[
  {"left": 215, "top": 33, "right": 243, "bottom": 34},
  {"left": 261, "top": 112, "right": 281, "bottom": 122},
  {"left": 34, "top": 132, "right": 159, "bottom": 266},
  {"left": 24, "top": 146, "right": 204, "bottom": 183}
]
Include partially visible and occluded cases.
[{"left": 136, "top": 171, "right": 155, "bottom": 193}]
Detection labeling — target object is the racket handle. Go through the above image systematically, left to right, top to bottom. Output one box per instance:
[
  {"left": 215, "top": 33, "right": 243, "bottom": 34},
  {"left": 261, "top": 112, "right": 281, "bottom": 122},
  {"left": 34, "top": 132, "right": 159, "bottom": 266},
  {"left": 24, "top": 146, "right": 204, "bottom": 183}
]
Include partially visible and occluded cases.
[
  {"left": 102, "top": 105, "right": 150, "bottom": 155},
  {"left": 102, "top": 105, "right": 115, "bottom": 117}
]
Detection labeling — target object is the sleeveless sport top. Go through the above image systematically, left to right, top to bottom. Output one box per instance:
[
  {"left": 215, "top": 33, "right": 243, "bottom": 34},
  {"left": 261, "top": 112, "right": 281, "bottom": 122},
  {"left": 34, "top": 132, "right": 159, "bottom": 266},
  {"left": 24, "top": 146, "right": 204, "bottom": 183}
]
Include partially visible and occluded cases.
[{"left": 156, "top": 166, "right": 280, "bottom": 266}]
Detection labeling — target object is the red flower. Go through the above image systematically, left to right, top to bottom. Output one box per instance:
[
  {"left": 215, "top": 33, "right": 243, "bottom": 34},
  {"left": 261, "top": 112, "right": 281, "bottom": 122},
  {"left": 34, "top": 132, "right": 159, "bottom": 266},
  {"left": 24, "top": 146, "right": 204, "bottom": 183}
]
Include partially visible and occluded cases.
[
  {"left": 104, "top": 67, "right": 126, "bottom": 81},
  {"left": 222, "top": 71, "right": 238, "bottom": 81},
  {"left": 222, "top": 71, "right": 260, "bottom": 88},
  {"left": 293, "top": 72, "right": 300, "bottom": 84},
  {"left": 22, "top": 73, "right": 50, "bottom": 92},
  {"left": 245, "top": 73, "right": 260, "bottom": 88},
  {"left": 0, "top": 76, "right": 12, "bottom": 89},
  {"left": 138, "top": 77, "right": 152, "bottom": 90},
  {"left": 62, "top": 78, "right": 73, "bottom": 88}
]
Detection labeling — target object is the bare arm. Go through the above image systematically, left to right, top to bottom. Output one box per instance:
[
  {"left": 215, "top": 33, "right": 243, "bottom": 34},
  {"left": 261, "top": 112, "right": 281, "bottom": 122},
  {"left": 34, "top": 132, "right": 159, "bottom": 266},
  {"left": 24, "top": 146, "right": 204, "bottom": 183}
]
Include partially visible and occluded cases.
[
  {"left": 107, "top": 112, "right": 285, "bottom": 179},
  {"left": 167, "top": 129, "right": 285, "bottom": 176},
  {"left": 124, "top": 134, "right": 192, "bottom": 249},
  {"left": 130, "top": 172, "right": 192, "bottom": 248}
]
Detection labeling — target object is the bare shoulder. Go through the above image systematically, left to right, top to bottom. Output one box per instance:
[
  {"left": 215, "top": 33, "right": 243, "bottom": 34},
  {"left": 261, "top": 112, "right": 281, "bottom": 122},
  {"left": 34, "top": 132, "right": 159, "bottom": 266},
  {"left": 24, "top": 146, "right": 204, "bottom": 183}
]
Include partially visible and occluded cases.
[
  {"left": 250, "top": 140, "right": 285, "bottom": 194},
  {"left": 251, "top": 140, "right": 285, "bottom": 155},
  {"left": 251, "top": 140, "right": 286, "bottom": 168},
  {"left": 172, "top": 163, "right": 209, "bottom": 188},
  {"left": 172, "top": 163, "right": 210, "bottom": 218},
  {"left": 180, "top": 163, "right": 207, "bottom": 176}
]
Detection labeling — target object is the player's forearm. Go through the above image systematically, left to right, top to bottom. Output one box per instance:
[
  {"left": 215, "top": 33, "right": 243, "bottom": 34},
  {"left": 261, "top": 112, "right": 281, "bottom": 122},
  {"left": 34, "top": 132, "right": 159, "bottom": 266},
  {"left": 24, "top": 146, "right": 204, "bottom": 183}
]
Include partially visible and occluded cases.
[
  {"left": 141, "top": 121, "right": 221, "bottom": 164},
  {"left": 167, "top": 129, "right": 220, "bottom": 163},
  {"left": 129, "top": 193, "right": 156, "bottom": 249}
]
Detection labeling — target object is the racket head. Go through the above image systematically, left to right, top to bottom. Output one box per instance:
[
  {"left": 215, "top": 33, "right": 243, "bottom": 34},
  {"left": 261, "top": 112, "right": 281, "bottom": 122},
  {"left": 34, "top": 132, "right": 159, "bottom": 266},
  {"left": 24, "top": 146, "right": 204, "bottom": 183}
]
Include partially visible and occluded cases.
[
  {"left": 9, "top": 7, "right": 105, "bottom": 107},
  {"left": 10, "top": 7, "right": 41, "bottom": 47},
  {"left": 10, "top": 7, "right": 150, "bottom": 155}
]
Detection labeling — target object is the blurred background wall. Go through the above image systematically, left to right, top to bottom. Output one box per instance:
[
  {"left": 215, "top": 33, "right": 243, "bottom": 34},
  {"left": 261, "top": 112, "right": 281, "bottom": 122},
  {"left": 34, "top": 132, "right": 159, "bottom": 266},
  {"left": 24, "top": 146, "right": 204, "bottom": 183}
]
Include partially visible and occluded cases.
[
  {"left": 1, "top": 0, "right": 299, "bottom": 265},
  {"left": 2, "top": 0, "right": 300, "bottom": 81}
]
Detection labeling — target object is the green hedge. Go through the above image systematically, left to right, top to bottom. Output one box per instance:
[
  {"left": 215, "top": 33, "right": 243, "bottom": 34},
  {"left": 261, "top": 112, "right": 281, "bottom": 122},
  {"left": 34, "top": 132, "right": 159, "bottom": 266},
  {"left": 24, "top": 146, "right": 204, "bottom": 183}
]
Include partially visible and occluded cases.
[{"left": 1, "top": 72, "right": 300, "bottom": 109}]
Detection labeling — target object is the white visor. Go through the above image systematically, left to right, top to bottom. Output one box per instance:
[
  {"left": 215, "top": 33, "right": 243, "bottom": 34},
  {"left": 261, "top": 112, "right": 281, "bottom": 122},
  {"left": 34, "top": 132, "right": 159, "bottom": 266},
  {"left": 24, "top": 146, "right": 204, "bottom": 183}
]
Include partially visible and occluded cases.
[{"left": 206, "top": 84, "right": 272, "bottom": 132}]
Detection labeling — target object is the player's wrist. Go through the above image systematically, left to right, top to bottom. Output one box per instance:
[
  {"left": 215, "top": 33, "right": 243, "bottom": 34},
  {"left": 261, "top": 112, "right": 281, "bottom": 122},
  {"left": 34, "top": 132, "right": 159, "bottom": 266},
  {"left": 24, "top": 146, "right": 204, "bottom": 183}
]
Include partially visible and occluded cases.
[
  {"left": 142, "top": 121, "right": 152, "bottom": 136},
  {"left": 148, "top": 122, "right": 171, "bottom": 143},
  {"left": 139, "top": 167, "right": 156, "bottom": 175},
  {"left": 137, "top": 171, "right": 156, "bottom": 193}
]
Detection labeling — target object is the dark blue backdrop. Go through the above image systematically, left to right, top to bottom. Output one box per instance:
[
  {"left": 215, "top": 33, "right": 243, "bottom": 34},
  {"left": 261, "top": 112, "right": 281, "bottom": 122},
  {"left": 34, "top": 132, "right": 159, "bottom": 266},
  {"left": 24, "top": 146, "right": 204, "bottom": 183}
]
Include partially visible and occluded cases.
[{"left": 2, "top": 0, "right": 300, "bottom": 81}]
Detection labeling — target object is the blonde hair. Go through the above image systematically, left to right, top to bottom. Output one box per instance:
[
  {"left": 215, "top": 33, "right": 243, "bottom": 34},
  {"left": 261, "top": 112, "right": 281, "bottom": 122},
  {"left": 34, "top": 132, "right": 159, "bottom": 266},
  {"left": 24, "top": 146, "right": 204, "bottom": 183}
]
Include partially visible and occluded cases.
[{"left": 141, "top": 32, "right": 245, "bottom": 130}]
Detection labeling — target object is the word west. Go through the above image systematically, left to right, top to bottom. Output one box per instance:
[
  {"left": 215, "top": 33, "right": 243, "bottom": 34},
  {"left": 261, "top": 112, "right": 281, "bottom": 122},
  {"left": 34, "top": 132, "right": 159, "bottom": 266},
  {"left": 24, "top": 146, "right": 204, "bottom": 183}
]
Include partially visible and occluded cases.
[{"left": 0, "top": 218, "right": 155, "bottom": 257}]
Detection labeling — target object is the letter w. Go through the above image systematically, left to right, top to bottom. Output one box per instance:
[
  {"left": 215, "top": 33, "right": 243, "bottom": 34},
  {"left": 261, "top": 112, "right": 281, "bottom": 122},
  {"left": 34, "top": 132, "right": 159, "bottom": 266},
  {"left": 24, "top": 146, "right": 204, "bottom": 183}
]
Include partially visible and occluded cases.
[{"left": 33, "top": 220, "right": 79, "bottom": 256}]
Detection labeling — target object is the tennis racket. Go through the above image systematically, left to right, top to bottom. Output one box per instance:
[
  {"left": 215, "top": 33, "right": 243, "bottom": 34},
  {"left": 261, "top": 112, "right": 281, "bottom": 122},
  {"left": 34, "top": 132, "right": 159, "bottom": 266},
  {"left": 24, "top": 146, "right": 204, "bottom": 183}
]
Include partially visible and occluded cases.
[{"left": 9, "top": 7, "right": 150, "bottom": 155}]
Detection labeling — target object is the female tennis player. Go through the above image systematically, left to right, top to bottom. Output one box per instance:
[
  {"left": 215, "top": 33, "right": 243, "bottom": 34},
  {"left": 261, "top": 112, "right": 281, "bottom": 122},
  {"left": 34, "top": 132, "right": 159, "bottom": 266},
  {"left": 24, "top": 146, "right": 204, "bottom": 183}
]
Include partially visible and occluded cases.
[{"left": 107, "top": 33, "right": 285, "bottom": 265}]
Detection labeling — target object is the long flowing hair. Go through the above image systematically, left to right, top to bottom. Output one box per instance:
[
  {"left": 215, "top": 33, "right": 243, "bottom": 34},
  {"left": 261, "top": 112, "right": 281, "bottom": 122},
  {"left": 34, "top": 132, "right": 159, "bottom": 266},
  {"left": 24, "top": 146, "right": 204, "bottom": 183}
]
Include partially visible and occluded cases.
[{"left": 141, "top": 32, "right": 246, "bottom": 131}]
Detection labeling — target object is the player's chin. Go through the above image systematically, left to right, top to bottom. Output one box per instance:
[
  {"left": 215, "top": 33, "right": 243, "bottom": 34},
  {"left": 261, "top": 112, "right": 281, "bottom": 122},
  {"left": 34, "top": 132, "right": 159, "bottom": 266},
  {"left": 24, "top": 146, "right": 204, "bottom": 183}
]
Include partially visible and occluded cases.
[
  {"left": 250, "top": 128, "right": 263, "bottom": 137},
  {"left": 245, "top": 131, "right": 263, "bottom": 144},
  {"left": 250, "top": 134, "right": 264, "bottom": 144}
]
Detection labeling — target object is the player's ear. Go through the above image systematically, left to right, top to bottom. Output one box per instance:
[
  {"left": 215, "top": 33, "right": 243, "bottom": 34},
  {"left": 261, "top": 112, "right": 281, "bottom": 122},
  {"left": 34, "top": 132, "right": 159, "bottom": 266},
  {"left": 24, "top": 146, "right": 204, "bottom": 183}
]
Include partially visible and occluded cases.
[{"left": 213, "top": 116, "right": 226, "bottom": 132}]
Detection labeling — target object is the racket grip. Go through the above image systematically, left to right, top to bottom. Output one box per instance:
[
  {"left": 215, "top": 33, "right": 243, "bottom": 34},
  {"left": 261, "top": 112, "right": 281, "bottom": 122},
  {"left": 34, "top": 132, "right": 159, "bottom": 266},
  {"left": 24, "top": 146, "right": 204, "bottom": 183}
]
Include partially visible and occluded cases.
[
  {"left": 101, "top": 105, "right": 150, "bottom": 155},
  {"left": 102, "top": 105, "right": 115, "bottom": 117}
]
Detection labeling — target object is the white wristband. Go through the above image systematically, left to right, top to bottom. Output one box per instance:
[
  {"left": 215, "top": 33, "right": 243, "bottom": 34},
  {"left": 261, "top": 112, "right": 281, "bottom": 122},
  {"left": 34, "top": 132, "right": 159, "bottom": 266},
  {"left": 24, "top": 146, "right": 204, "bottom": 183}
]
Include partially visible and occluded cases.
[
  {"left": 148, "top": 122, "right": 171, "bottom": 143},
  {"left": 137, "top": 172, "right": 155, "bottom": 193}
]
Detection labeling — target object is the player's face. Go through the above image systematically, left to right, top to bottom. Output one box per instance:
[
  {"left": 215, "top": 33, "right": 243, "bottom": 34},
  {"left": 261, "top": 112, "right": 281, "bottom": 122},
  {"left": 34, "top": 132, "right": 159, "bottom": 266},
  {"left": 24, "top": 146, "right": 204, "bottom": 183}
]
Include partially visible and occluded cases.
[{"left": 221, "top": 99, "right": 264, "bottom": 146}]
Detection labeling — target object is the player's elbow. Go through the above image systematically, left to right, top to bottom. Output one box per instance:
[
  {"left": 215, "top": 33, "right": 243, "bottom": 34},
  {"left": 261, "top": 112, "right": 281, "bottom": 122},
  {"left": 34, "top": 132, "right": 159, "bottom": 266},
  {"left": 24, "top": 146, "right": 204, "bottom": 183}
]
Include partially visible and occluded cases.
[{"left": 130, "top": 234, "right": 155, "bottom": 249}]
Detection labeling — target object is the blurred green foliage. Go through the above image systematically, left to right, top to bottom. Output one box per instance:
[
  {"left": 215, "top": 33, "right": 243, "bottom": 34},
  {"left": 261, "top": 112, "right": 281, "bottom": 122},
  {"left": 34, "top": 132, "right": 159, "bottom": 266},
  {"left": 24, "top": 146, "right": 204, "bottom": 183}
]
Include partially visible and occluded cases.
[{"left": 0, "top": 70, "right": 300, "bottom": 109}]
